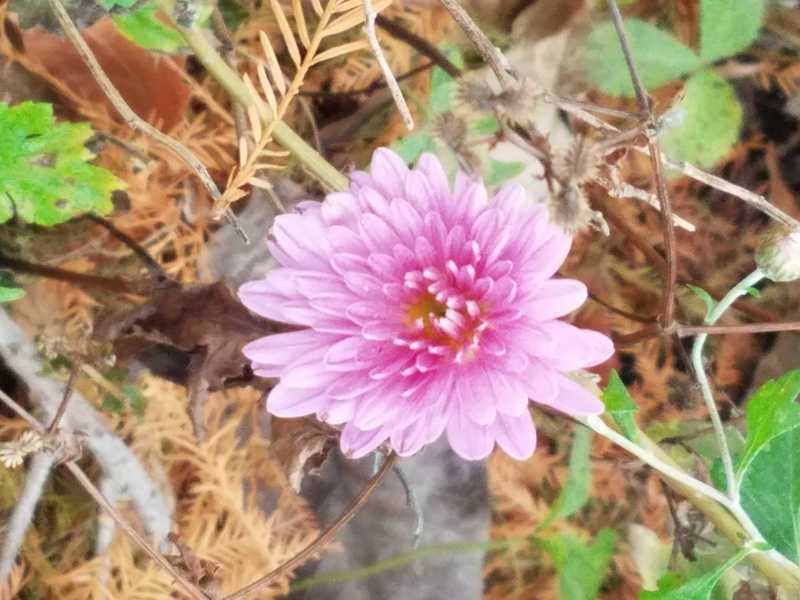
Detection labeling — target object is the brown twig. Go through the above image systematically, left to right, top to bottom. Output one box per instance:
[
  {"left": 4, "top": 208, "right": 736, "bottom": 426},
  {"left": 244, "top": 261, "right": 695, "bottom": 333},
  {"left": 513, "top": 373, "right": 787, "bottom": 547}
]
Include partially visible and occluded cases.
[
  {"left": 437, "top": 0, "right": 514, "bottom": 87},
  {"left": 606, "top": 0, "right": 678, "bottom": 328},
  {"left": 375, "top": 15, "right": 461, "bottom": 78},
  {"left": 84, "top": 215, "right": 170, "bottom": 281},
  {"left": 0, "top": 254, "right": 153, "bottom": 295},
  {"left": 588, "top": 292, "right": 654, "bottom": 324},
  {"left": 677, "top": 322, "right": 800, "bottom": 337},
  {"left": 45, "top": 363, "right": 79, "bottom": 434},
  {"left": 0, "top": 389, "right": 210, "bottom": 600},
  {"left": 222, "top": 453, "right": 399, "bottom": 600}
]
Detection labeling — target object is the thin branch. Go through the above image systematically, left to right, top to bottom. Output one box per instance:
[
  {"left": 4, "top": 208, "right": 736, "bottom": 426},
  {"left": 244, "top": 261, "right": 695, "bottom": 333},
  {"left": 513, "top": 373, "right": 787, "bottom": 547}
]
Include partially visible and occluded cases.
[
  {"left": 45, "top": 0, "right": 248, "bottom": 243},
  {"left": 363, "top": 0, "right": 414, "bottom": 130},
  {"left": 437, "top": 0, "right": 514, "bottom": 87},
  {"left": 606, "top": 0, "right": 678, "bottom": 327},
  {"left": 375, "top": 15, "right": 461, "bottom": 78},
  {"left": 84, "top": 214, "right": 169, "bottom": 281},
  {"left": 588, "top": 292, "right": 654, "bottom": 324},
  {"left": 677, "top": 321, "right": 800, "bottom": 337},
  {"left": 45, "top": 362, "right": 79, "bottom": 434},
  {"left": 0, "top": 390, "right": 208, "bottom": 598},
  {"left": 222, "top": 453, "right": 398, "bottom": 600}
]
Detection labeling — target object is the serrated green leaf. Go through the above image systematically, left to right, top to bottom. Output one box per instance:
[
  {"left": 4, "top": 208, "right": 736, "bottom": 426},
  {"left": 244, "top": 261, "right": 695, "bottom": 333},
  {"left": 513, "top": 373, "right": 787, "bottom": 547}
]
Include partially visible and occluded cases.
[
  {"left": 700, "top": 0, "right": 765, "bottom": 62},
  {"left": 113, "top": 3, "right": 185, "bottom": 52},
  {"left": 583, "top": 19, "right": 702, "bottom": 97},
  {"left": 429, "top": 46, "right": 464, "bottom": 115},
  {"left": 661, "top": 69, "right": 743, "bottom": 169},
  {"left": 0, "top": 102, "right": 123, "bottom": 226},
  {"left": 470, "top": 114, "right": 500, "bottom": 136},
  {"left": 392, "top": 132, "right": 438, "bottom": 165},
  {"left": 485, "top": 159, "right": 525, "bottom": 187},
  {"left": 687, "top": 284, "right": 716, "bottom": 319},
  {"left": 602, "top": 370, "right": 638, "bottom": 440},
  {"left": 736, "top": 370, "right": 800, "bottom": 479},
  {"left": 540, "top": 425, "right": 593, "bottom": 529},
  {"left": 740, "top": 427, "right": 800, "bottom": 562},
  {"left": 541, "top": 529, "right": 617, "bottom": 600},
  {"left": 639, "top": 547, "right": 750, "bottom": 599}
]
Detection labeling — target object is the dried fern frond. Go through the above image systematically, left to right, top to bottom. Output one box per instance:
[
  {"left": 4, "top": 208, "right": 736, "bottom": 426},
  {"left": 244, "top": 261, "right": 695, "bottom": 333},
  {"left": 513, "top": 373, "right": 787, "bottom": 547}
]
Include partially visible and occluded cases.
[{"left": 216, "top": 0, "right": 390, "bottom": 217}]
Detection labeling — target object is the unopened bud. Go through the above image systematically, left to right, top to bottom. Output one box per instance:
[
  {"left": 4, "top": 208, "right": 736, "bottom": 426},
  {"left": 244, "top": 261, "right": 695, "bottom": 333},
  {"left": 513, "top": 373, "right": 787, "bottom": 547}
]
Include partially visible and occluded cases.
[{"left": 755, "top": 225, "right": 800, "bottom": 282}]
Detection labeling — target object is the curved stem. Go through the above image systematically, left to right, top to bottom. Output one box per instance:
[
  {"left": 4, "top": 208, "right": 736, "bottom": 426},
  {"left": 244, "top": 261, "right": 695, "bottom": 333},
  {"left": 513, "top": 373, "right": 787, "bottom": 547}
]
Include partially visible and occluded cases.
[{"left": 691, "top": 268, "right": 765, "bottom": 502}]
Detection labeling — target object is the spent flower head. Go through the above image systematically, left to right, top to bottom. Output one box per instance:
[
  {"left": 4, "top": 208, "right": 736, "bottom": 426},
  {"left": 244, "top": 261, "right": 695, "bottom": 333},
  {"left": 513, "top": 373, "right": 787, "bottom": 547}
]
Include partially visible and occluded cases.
[
  {"left": 239, "top": 148, "right": 614, "bottom": 460},
  {"left": 755, "top": 225, "right": 800, "bottom": 283}
]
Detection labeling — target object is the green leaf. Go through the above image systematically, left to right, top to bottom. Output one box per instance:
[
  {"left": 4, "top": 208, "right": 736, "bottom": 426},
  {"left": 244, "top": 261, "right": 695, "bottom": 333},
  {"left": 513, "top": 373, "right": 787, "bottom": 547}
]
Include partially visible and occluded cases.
[
  {"left": 101, "top": 0, "right": 139, "bottom": 8},
  {"left": 700, "top": 0, "right": 765, "bottom": 62},
  {"left": 113, "top": 3, "right": 185, "bottom": 52},
  {"left": 583, "top": 19, "right": 702, "bottom": 97},
  {"left": 429, "top": 46, "right": 464, "bottom": 115},
  {"left": 661, "top": 69, "right": 743, "bottom": 169},
  {"left": 0, "top": 102, "right": 123, "bottom": 226},
  {"left": 470, "top": 114, "right": 500, "bottom": 136},
  {"left": 392, "top": 132, "right": 438, "bottom": 165},
  {"left": 485, "top": 159, "right": 525, "bottom": 187},
  {"left": 0, "top": 271, "right": 23, "bottom": 303},
  {"left": 686, "top": 284, "right": 716, "bottom": 319},
  {"left": 602, "top": 370, "right": 638, "bottom": 440},
  {"left": 736, "top": 370, "right": 800, "bottom": 479},
  {"left": 122, "top": 384, "right": 147, "bottom": 421},
  {"left": 101, "top": 394, "right": 125, "bottom": 415},
  {"left": 541, "top": 426, "right": 593, "bottom": 529},
  {"left": 739, "top": 426, "right": 800, "bottom": 562},
  {"left": 541, "top": 529, "right": 617, "bottom": 600},
  {"left": 639, "top": 547, "right": 750, "bottom": 599}
]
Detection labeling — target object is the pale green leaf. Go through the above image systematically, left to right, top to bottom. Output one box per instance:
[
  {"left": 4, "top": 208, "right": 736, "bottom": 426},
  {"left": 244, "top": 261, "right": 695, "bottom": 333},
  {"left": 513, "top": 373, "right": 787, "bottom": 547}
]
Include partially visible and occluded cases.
[
  {"left": 700, "top": 0, "right": 765, "bottom": 62},
  {"left": 113, "top": 3, "right": 185, "bottom": 52},
  {"left": 583, "top": 19, "right": 702, "bottom": 97},
  {"left": 661, "top": 70, "right": 743, "bottom": 169},
  {"left": 0, "top": 102, "right": 123, "bottom": 226},
  {"left": 392, "top": 132, "right": 437, "bottom": 165},
  {"left": 485, "top": 159, "right": 525, "bottom": 187},
  {"left": 686, "top": 284, "right": 716, "bottom": 319},
  {"left": 602, "top": 370, "right": 638, "bottom": 440},
  {"left": 736, "top": 370, "right": 800, "bottom": 479},
  {"left": 739, "top": 427, "right": 800, "bottom": 562},
  {"left": 541, "top": 529, "right": 617, "bottom": 600},
  {"left": 639, "top": 547, "right": 750, "bottom": 599}
]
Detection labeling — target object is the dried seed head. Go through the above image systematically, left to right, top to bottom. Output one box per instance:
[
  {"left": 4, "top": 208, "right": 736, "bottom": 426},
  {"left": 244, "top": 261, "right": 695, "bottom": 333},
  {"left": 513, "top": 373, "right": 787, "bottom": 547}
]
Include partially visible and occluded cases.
[
  {"left": 457, "top": 80, "right": 496, "bottom": 112},
  {"left": 433, "top": 111, "right": 468, "bottom": 152},
  {"left": 555, "top": 137, "right": 600, "bottom": 186},
  {"left": 549, "top": 182, "right": 594, "bottom": 234},
  {"left": 755, "top": 225, "right": 800, "bottom": 282}
]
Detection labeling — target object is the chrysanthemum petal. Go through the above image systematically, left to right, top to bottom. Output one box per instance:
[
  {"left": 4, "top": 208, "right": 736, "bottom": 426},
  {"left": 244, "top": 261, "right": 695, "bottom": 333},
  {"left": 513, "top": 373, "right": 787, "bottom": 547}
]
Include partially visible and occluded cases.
[
  {"left": 524, "top": 279, "right": 588, "bottom": 321},
  {"left": 536, "top": 321, "right": 614, "bottom": 370},
  {"left": 544, "top": 374, "right": 605, "bottom": 416},
  {"left": 266, "top": 384, "right": 326, "bottom": 417},
  {"left": 446, "top": 410, "right": 494, "bottom": 460},
  {"left": 492, "top": 412, "right": 536, "bottom": 460},
  {"left": 340, "top": 422, "right": 389, "bottom": 459}
]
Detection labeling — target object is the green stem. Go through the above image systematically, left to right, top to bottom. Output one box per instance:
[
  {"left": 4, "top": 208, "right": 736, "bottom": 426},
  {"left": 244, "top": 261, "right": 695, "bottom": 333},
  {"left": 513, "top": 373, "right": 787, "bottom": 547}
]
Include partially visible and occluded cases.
[
  {"left": 157, "top": 1, "right": 348, "bottom": 192},
  {"left": 691, "top": 268, "right": 765, "bottom": 502},
  {"left": 581, "top": 415, "right": 800, "bottom": 590},
  {"left": 290, "top": 538, "right": 524, "bottom": 593}
]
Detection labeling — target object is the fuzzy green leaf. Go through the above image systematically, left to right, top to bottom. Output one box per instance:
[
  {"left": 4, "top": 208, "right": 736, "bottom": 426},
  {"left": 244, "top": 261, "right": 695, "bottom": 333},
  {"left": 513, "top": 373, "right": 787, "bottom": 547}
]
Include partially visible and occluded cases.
[
  {"left": 700, "top": 0, "right": 765, "bottom": 62},
  {"left": 113, "top": 3, "right": 185, "bottom": 52},
  {"left": 583, "top": 19, "right": 702, "bottom": 97},
  {"left": 661, "top": 69, "right": 743, "bottom": 169},
  {"left": 0, "top": 102, "right": 123, "bottom": 226},
  {"left": 602, "top": 370, "right": 638, "bottom": 440},
  {"left": 736, "top": 370, "right": 800, "bottom": 479},
  {"left": 740, "top": 427, "right": 800, "bottom": 562},
  {"left": 542, "top": 529, "right": 617, "bottom": 600},
  {"left": 639, "top": 547, "right": 750, "bottom": 599}
]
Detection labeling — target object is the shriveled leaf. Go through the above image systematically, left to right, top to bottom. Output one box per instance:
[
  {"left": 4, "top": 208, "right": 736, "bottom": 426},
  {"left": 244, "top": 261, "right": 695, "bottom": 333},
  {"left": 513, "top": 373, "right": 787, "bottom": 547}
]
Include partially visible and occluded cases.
[
  {"left": 700, "top": 0, "right": 765, "bottom": 62},
  {"left": 113, "top": 3, "right": 185, "bottom": 52},
  {"left": 583, "top": 19, "right": 702, "bottom": 97},
  {"left": 661, "top": 69, "right": 743, "bottom": 169},
  {"left": 0, "top": 101, "right": 122, "bottom": 226},
  {"left": 602, "top": 370, "right": 638, "bottom": 440},
  {"left": 736, "top": 370, "right": 800, "bottom": 479},
  {"left": 739, "top": 427, "right": 800, "bottom": 562},
  {"left": 541, "top": 529, "right": 617, "bottom": 600},
  {"left": 639, "top": 547, "right": 750, "bottom": 599}
]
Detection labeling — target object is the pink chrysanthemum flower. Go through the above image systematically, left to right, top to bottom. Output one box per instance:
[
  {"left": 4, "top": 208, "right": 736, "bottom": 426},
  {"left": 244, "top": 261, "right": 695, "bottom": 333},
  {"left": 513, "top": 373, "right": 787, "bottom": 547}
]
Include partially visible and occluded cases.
[{"left": 239, "top": 148, "right": 614, "bottom": 461}]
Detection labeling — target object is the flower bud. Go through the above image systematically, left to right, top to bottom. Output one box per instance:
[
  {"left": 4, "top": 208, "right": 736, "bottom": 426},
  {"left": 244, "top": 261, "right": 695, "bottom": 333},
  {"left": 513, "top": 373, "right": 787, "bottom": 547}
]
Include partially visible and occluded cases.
[{"left": 755, "top": 225, "right": 800, "bottom": 282}]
